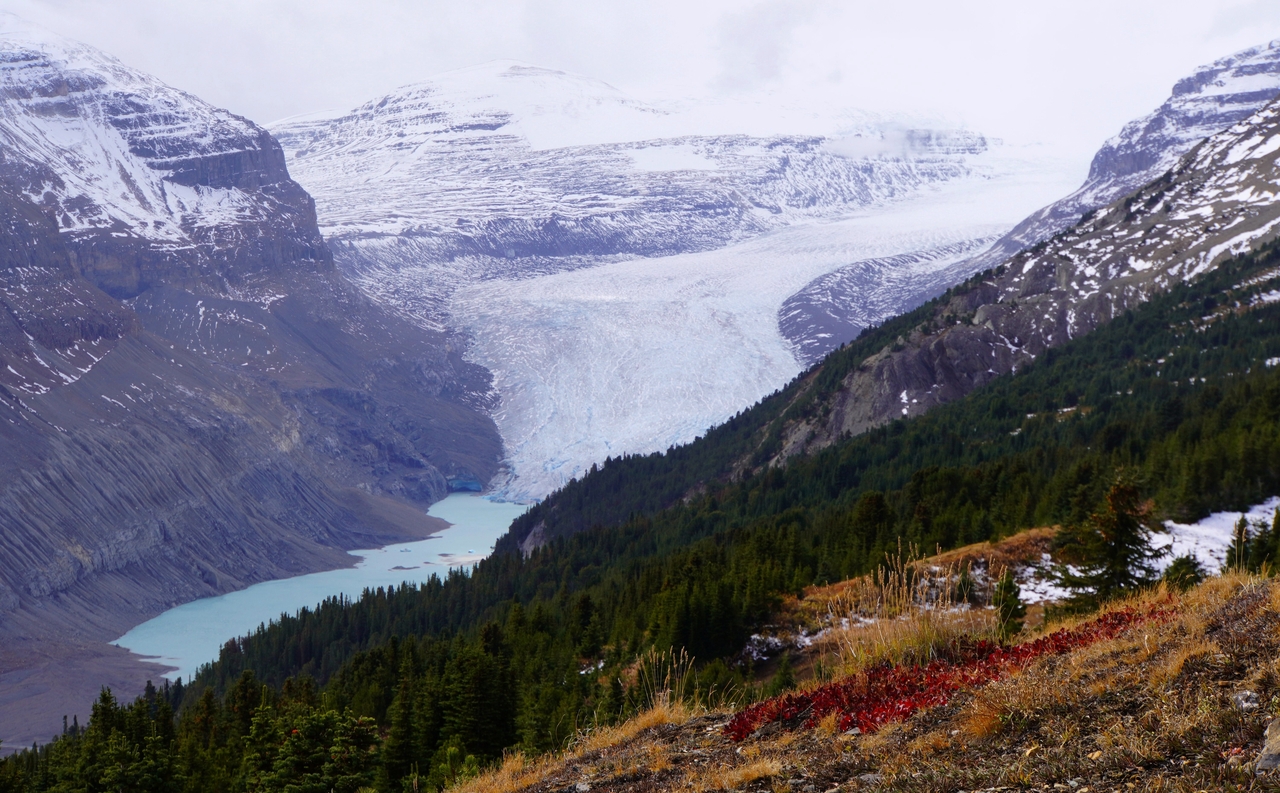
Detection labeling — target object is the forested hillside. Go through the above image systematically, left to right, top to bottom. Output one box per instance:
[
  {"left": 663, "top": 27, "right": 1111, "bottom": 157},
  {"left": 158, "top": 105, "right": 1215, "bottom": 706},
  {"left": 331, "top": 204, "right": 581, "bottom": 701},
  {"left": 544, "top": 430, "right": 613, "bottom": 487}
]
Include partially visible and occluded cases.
[
  {"left": 3, "top": 237, "right": 1276, "bottom": 791},
  {"left": 199, "top": 239, "right": 1280, "bottom": 699}
]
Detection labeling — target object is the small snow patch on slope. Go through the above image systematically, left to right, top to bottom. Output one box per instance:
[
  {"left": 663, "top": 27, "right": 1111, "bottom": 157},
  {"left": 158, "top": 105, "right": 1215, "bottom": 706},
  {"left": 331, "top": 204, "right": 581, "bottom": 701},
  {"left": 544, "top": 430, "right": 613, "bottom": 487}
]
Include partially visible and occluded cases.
[{"left": 1158, "top": 496, "right": 1280, "bottom": 572}]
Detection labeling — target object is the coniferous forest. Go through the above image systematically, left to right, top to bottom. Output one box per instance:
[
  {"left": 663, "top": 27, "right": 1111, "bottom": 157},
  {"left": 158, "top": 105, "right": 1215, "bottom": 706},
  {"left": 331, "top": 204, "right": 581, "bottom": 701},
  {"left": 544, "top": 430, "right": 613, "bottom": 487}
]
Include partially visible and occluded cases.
[{"left": 4, "top": 241, "right": 1280, "bottom": 791}]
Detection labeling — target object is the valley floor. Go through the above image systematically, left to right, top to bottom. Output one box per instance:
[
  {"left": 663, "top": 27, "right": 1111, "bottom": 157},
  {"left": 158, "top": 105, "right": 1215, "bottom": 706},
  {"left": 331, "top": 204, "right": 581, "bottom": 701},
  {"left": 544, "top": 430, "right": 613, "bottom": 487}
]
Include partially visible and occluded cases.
[{"left": 0, "top": 639, "right": 165, "bottom": 752}]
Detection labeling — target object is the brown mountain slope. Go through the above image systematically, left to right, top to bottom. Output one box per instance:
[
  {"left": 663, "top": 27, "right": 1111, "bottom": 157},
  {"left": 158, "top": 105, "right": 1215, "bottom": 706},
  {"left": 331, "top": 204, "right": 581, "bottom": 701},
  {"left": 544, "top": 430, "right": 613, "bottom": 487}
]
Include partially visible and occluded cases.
[{"left": 457, "top": 575, "right": 1280, "bottom": 793}]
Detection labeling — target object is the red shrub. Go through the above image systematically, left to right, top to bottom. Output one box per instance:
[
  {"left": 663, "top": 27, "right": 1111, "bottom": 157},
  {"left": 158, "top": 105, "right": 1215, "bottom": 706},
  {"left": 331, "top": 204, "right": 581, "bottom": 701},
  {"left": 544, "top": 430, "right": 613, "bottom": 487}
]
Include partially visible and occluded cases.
[{"left": 724, "top": 605, "right": 1173, "bottom": 741}]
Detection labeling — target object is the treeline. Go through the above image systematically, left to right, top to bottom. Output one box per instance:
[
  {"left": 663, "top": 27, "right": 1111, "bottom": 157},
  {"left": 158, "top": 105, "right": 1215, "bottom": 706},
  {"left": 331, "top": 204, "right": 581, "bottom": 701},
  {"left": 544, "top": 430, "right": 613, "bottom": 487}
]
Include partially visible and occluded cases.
[{"left": 3, "top": 245, "right": 1280, "bottom": 790}]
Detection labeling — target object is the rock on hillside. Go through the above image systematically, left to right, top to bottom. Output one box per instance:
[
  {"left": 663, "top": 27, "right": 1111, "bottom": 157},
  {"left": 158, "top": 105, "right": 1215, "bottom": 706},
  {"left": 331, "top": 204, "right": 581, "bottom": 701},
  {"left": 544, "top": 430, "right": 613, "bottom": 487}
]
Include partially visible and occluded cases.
[{"left": 776, "top": 94, "right": 1280, "bottom": 458}]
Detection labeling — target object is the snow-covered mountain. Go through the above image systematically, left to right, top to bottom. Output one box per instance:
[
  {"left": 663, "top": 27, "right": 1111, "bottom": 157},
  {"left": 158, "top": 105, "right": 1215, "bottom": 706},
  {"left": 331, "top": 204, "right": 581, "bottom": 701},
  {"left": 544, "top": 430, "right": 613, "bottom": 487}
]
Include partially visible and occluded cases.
[
  {"left": 0, "top": 14, "right": 500, "bottom": 746},
  {"left": 0, "top": 15, "right": 319, "bottom": 295},
  {"left": 967, "top": 41, "right": 1280, "bottom": 274},
  {"left": 275, "top": 60, "right": 988, "bottom": 247},
  {"left": 275, "top": 61, "right": 1081, "bottom": 498}
]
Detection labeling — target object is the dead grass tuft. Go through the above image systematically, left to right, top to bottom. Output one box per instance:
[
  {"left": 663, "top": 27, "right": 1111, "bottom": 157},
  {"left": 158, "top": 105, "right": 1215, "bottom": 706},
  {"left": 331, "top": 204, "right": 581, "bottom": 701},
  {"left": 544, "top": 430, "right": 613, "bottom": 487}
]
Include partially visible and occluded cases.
[
  {"left": 831, "top": 548, "right": 998, "bottom": 675},
  {"left": 1149, "top": 638, "right": 1219, "bottom": 689},
  {"left": 576, "top": 699, "right": 693, "bottom": 754},
  {"left": 455, "top": 700, "right": 693, "bottom": 793},
  {"left": 815, "top": 711, "right": 840, "bottom": 736},
  {"left": 453, "top": 752, "right": 551, "bottom": 793},
  {"left": 690, "top": 758, "right": 783, "bottom": 791}
]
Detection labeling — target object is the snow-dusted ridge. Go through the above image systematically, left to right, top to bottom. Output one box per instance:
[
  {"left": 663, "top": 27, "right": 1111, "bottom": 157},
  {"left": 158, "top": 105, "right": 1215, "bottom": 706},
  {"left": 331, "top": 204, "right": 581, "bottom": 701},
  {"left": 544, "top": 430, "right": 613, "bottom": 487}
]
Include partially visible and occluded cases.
[
  {"left": 0, "top": 13, "right": 284, "bottom": 250},
  {"left": 965, "top": 40, "right": 1280, "bottom": 273},
  {"left": 774, "top": 87, "right": 1280, "bottom": 460}
]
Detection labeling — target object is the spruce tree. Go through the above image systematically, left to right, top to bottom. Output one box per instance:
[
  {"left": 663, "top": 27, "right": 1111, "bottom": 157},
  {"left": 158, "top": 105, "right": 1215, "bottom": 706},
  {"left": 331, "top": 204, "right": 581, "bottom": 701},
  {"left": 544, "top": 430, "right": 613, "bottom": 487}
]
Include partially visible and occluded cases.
[
  {"left": 1053, "top": 474, "right": 1166, "bottom": 610},
  {"left": 1162, "top": 554, "right": 1205, "bottom": 590},
  {"left": 993, "top": 569, "right": 1026, "bottom": 641},
  {"left": 765, "top": 654, "right": 795, "bottom": 697},
  {"left": 380, "top": 661, "right": 416, "bottom": 788}
]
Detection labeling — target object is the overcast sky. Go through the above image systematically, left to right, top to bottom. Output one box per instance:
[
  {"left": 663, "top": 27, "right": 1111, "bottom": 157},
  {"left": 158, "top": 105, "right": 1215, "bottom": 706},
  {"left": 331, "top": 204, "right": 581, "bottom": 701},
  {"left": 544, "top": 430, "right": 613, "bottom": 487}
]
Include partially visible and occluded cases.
[{"left": 8, "top": 0, "right": 1280, "bottom": 159}]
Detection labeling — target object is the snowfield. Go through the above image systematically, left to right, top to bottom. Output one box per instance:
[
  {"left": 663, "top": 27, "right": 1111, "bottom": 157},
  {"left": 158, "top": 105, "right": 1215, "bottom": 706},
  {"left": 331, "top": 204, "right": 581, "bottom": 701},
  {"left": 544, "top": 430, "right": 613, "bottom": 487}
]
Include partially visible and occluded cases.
[
  {"left": 1158, "top": 496, "right": 1280, "bottom": 573},
  {"left": 1018, "top": 497, "right": 1280, "bottom": 603}
]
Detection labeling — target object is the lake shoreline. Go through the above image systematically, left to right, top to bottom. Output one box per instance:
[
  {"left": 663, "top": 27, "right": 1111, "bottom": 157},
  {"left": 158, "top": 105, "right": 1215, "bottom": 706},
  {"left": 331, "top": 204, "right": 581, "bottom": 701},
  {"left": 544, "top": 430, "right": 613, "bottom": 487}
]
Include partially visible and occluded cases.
[
  {"left": 0, "top": 493, "right": 526, "bottom": 751},
  {"left": 111, "top": 494, "right": 528, "bottom": 684}
]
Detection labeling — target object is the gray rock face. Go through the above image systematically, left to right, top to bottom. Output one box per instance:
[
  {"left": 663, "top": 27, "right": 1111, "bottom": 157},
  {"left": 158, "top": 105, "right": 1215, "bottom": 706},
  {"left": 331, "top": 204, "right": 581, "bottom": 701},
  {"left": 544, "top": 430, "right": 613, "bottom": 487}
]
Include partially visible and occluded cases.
[
  {"left": 0, "top": 13, "right": 501, "bottom": 677},
  {"left": 776, "top": 95, "right": 1280, "bottom": 458},
  {"left": 778, "top": 238, "right": 997, "bottom": 366},
  {"left": 1258, "top": 718, "right": 1280, "bottom": 773}
]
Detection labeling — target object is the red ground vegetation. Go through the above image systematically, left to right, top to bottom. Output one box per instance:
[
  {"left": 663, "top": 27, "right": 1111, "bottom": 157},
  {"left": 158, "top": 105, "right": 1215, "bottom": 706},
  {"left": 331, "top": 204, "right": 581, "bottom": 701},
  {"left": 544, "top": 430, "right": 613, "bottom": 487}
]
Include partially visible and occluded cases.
[{"left": 724, "top": 604, "right": 1175, "bottom": 741}]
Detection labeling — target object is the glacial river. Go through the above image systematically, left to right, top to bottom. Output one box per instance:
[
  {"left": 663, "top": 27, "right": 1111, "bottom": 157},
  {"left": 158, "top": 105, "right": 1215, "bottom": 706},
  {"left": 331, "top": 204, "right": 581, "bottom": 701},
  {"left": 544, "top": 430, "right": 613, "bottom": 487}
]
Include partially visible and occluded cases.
[{"left": 113, "top": 493, "right": 529, "bottom": 681}]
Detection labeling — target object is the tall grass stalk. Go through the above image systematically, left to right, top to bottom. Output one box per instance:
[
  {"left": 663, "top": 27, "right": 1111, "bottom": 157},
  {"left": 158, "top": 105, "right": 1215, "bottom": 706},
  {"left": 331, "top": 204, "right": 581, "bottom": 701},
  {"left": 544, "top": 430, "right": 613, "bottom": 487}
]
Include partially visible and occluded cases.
[{"left": 833, "top": 545, "right": 997, "bottom": 674}]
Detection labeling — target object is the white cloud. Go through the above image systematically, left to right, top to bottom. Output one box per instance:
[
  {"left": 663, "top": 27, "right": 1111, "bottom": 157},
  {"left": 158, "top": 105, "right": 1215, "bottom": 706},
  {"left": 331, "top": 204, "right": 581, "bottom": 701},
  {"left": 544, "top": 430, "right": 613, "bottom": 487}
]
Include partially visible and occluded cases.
[
  {"left": 4, "top": 0, "right": 1280, "bottom": 160},
  {"left": 715, "top": 0, "right": 815, "bottom": 91}
]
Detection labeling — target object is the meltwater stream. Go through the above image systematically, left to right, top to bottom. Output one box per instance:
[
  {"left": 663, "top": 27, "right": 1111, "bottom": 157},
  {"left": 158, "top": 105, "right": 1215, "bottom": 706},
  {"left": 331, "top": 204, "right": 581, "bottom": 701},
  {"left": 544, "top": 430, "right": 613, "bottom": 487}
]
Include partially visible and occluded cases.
[{"left": 113, "top": 494, "right": 529, "bottom": 681}]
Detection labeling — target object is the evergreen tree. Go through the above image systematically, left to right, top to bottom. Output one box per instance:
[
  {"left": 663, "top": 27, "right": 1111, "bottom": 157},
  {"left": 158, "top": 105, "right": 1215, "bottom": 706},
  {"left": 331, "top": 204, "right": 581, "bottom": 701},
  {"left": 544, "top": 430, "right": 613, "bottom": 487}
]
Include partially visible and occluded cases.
[
  {"left": 1054, "top": 474, "right": 1166, "bottom": 610},
  {"left": 1162, "top": 554, "right": 1206, "bottom": 591},
  {"left": 993, "top": 569, "right": 1026, "bottom": 641},
  {"left": 764, "top": 655, "right": 796, "bottom": 697},
  {"left": 380, "top": 661, "right": 416, "bottom": 789}
]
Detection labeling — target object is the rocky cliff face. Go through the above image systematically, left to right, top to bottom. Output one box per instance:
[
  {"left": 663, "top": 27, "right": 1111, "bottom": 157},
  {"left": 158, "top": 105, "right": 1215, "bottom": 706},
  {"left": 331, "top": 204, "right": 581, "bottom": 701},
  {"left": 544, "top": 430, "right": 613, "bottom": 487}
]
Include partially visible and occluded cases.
[
  {"left": 0, "top": 13, "right": 501, "bottom": 735},
  {"left": 775, "top": 95, "right": 1280, "bottom": 459}
]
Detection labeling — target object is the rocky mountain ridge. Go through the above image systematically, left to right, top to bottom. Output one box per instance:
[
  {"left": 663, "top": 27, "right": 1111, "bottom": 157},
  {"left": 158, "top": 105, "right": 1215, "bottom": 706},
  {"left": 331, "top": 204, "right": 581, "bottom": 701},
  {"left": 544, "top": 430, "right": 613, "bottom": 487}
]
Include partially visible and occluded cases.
[
  {"left": 966, "top": 39, "right": 1280, "bottom": 272},
  {"left": 778, "top": 40, "right": 1280, "bottom": 365},
  {"left": 274, "top": 61, "right": 1081, "bottom": 498},
  {"left": 274, "top": 61, "right": 999, "bottom": 328},
  {"left": 774, "top": 93, "right": 1280, "bottom": 459}
]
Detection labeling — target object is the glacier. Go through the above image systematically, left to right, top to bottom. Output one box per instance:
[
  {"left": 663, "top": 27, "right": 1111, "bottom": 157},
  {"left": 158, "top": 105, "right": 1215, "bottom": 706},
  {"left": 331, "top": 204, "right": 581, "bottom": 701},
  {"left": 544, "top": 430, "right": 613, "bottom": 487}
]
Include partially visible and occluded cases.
[{"left": 274, "top": 61, "right": 1085, "bottom": 499}]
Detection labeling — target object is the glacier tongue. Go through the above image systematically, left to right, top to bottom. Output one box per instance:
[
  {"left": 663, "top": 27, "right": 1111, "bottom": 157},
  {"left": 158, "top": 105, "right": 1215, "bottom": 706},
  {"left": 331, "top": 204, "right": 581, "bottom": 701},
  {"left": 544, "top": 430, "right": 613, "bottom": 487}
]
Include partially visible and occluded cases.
[{"left": 446, "top": 148, "right": 1080, "bottom": 500}]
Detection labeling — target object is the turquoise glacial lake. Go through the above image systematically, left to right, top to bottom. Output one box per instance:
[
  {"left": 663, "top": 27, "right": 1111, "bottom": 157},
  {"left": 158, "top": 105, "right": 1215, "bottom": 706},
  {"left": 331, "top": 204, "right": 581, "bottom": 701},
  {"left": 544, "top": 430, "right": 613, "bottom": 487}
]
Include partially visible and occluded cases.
[{"left": 113, "top": 493, "right": 529, "bottom": 682}]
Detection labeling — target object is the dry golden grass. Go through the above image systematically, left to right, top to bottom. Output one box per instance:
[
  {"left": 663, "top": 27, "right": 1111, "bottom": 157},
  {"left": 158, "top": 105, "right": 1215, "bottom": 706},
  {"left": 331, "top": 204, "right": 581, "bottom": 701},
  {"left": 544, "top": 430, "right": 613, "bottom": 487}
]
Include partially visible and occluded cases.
[
  {"left": 924, "top": 527, "right": 1057, "bottom": 574},
  {"left": 793, "top": 528, "right": 1056, "bottom": 618},
  {"left": 828, "top": 548, "right": 1000, "bottom": 675},
  {"left": 459, "top": 550, "right": 1280, "bottom": 793},
  {"left": 1149, "top": 638, "right": 1219, "bottom": 689},
  {"left": 576, "top": 699, "right": 692, "bottom": 754},
  {"left": 454, "top": 700, "right": 694, "bottom": 793},
  {"left": 815, "top": 711, "right": 840, "bottom": 736},
  {"left": 451, "top": 752, "right": 553, "bottom": 793},
  {"left": 688, "top": 758, "right": 782, "bottom": 791}
]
